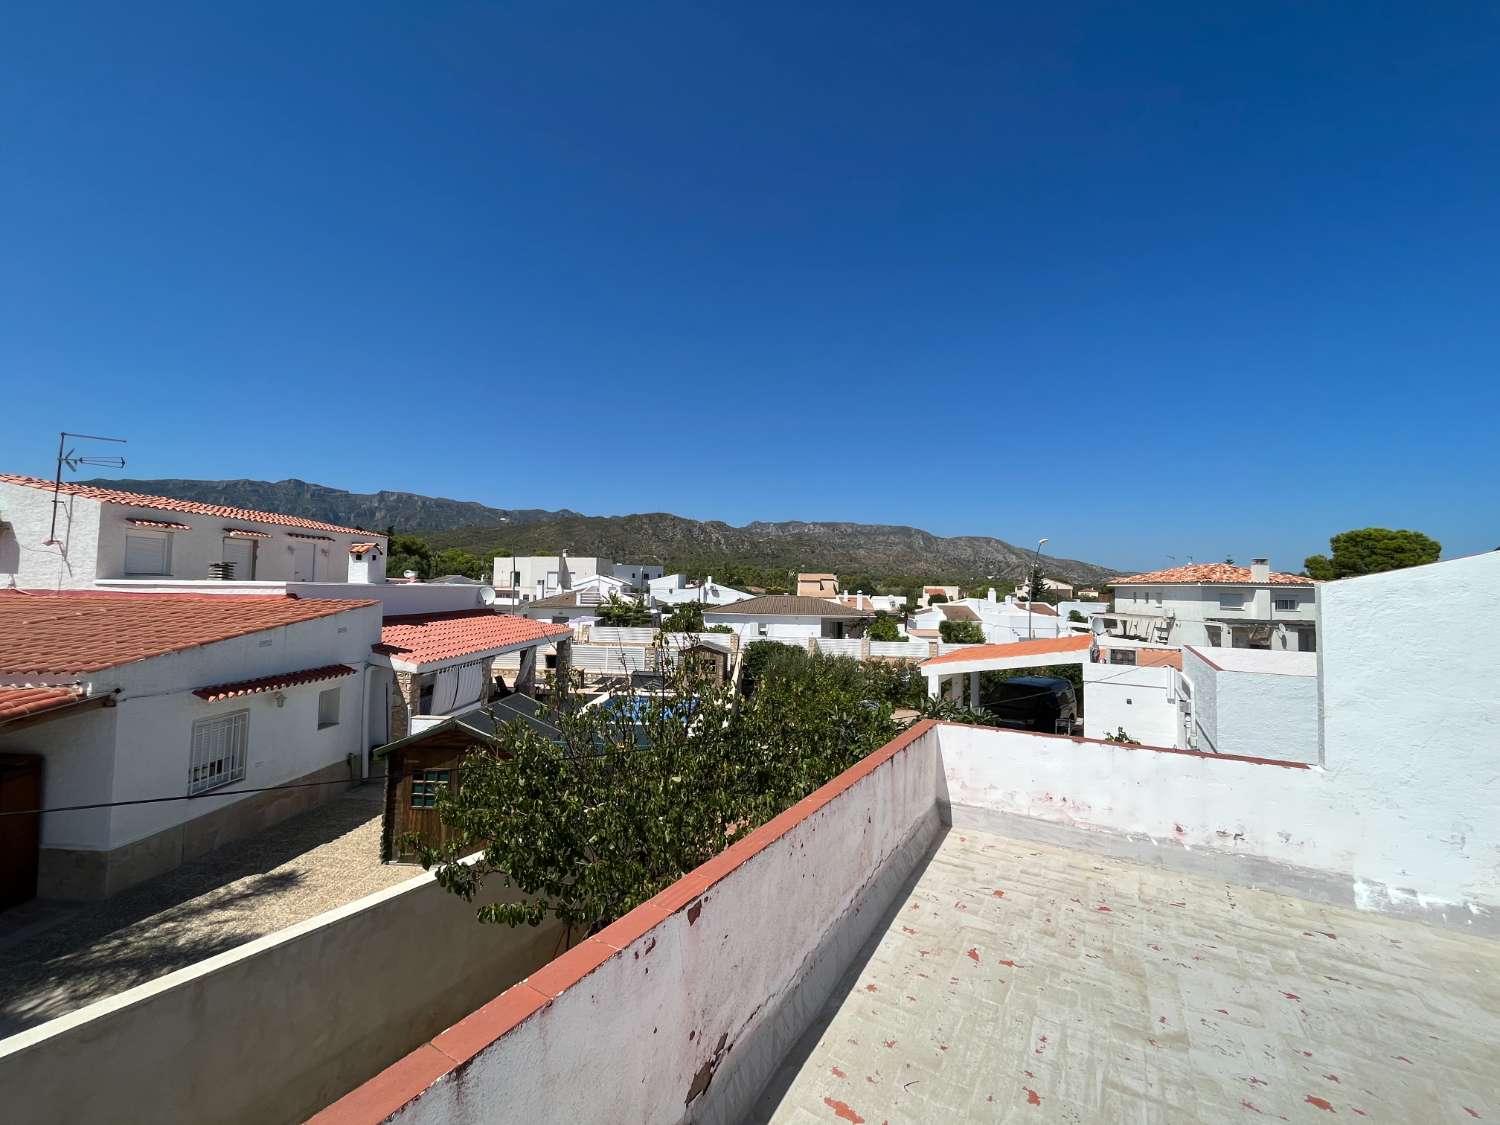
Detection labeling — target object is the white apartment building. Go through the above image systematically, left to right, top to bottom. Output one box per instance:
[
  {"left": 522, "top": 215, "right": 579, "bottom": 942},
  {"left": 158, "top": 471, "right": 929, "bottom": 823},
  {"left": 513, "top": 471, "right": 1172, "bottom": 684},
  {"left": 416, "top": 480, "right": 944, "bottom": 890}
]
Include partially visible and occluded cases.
[
  {"left": 0, "top": 474, "right": 387, "bottom": 589},
  {"left": 492, "top": 554, "right": 664, "bottom": 600},
  {"left": 1098, "top": 559, "right": 1317, "bottom": 650},
  {"left": 648, "top": 573, "right": 751, "bottom": 607}
]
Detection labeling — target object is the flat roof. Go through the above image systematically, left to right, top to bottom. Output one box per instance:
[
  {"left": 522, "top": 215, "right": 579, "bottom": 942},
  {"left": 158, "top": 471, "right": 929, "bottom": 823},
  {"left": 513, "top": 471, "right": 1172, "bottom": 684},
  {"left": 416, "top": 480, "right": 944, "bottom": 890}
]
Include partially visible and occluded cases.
[{"left": 1186, "top": 646, "right": 1318, "bottom": 677}]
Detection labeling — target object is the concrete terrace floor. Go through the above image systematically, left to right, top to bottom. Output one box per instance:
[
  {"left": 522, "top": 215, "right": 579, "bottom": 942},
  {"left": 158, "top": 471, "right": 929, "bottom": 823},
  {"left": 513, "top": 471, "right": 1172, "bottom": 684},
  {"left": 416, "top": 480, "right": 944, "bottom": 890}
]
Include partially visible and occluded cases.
[
  {"left": 0, "top": 781, "right": 414, "bottom": 1037},
  {"left": 750, "top": 828, "right": 1500, "bottom": 1124}
]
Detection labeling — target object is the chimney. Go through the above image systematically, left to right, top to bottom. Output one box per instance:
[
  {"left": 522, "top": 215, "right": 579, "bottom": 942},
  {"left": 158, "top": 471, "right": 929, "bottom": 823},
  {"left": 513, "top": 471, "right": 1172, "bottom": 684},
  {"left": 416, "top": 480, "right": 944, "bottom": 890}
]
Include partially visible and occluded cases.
[
  {"left": 1250, "top": 558, "right": 1270, "bottom": 583},
  {"left": 987, "top": 587, "right": 997, "bottom": 603}
]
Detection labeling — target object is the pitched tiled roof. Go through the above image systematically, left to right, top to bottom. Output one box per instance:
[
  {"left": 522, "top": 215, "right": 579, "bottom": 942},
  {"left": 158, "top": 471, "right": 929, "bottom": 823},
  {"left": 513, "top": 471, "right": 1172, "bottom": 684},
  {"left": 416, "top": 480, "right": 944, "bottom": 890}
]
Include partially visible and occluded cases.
[
  {"left": 0, "top": 474, "right": 380, "bottom": 536},
  {"left": 349, "top": 543, "right": 382, "bottom": 555},
  {"left": 1109, "top": 563, "right": 1313, "bottom": 587},
  {"left": 0, "top": 591, "right": 378, "bottom": 676},
  {"left": 704, "top": 595, "right": 873, "bottom": 618},
  {"left": 1020, "top": 602, "right": 1058, "bottom": 616},
  {"left": 939, "top": 605, "right": 981, "bottom": 621},
  {"left": 378, "top": 611, "right": 572, "bottom": 668},
  {"left": 922, "top": 634, "right": 1093, "bottom": 667},
  {"left": 193, "top": 664, "right": 356, "bottom": 702},
  {"left": 0, "top": 685, "right": 88, "bottom": 724}
]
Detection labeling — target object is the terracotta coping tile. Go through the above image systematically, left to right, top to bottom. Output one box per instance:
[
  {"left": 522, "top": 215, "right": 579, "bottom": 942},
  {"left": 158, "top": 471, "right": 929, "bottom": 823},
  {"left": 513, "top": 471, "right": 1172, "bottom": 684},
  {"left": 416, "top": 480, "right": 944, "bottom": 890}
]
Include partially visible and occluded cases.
[
  {"left": 523, "top": 937, "right": 618, "bottom": 999},
  {"left": 430, "top": 984, "right": 550, "bottom": 1066},
  {"left": 307, "top": 1043, "right": 456, "bottom": 1125}
]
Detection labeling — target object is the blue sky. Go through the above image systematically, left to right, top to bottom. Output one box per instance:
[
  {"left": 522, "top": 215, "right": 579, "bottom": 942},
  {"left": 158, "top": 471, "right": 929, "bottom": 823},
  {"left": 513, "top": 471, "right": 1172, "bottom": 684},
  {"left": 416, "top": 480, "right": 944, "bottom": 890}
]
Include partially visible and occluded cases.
[{"left": 3, "top": 3, "right": 1497, "bottom": 571}]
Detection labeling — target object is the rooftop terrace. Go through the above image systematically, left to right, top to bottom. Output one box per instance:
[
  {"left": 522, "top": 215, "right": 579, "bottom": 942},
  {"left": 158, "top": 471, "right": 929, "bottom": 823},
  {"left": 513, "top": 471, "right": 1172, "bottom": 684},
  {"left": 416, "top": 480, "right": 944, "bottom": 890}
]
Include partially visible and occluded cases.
[
  {"left": 310, "top": 707, "right": 1500, "bottom": 1125},
  {"left": 750, "top": 826, "right": 1499, "bottom": 1123}
]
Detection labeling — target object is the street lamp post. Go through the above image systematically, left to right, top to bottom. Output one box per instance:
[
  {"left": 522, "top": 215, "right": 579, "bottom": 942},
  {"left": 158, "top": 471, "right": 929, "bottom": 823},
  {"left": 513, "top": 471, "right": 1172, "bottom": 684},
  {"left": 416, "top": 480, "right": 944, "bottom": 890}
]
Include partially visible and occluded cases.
[{"left": 1027, "top": 537, "right": 1049, "bottom": 639}]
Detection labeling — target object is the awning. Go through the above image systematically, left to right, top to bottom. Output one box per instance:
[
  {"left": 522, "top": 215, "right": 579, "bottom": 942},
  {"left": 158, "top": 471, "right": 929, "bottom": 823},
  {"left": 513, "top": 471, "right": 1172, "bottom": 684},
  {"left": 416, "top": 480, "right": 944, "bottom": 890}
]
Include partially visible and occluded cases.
[
  {"left": 127, "top": 518, "right": 191, "bottom": 531},
  {"left": 223, "top": 528, "right": 271, "bottom": 540},
  {"left": 287, "top": 532, "right": 334, "bottom": 541},
  {"left": 193, "top": 664, "right": 356, "bottom": 702}
]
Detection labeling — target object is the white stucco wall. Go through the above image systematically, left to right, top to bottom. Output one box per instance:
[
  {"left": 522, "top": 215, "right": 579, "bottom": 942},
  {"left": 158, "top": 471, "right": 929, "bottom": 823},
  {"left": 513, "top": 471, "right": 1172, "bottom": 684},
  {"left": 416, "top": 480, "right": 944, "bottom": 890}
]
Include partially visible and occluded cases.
[
  {"left": 0, "top": 482, "right": 386, "bottom": 589},
  {"left": 0, "top": 485, "right": 104, "bottom": 589},
  {"left": 4, "top": 602, "right": 384, "bottom": 853},
  {"left": 701, "top": 613, "right": 825, "bottom": 642},
  {"left": 1182, "top": 647, "right": 1318, "bottom": 762},
  {"left": 1082, "top": 663, "right": 1180, "bottom": 747},
  {"left": 939, "top": 671, "right": 1499, "bottom": 925}
]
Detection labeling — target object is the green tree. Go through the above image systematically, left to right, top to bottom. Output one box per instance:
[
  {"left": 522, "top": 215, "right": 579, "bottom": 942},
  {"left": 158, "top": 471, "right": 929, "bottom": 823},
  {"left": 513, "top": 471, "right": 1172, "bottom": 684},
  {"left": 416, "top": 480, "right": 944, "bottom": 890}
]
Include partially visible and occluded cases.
[
  {"left": 1304, "top": 528, "right": 1441, "bottom": 580},
  {"left": 387, "top": 534, "right": 433, "bottom": 580},
  {"left": 430, "top": 548, "right": 486, "bottom": 580},
  {"left": 1025, "top": 563, "right": 1049, "bottom": 603},
  {"left": 927, "top": 592, "right": 949, "bottom": 604},
  {"left": 595, "top": 593, "right": 652, "bottom": 627},
  {"left": 661, "top": 601, "right": 705, "bottom": 633},
  {"left": 1068, "top": 609, "right": 1086, "bottom": 623},
  {"left": 867, "top": 614, "right": 902, "bottom": 643},
  {"left": 939, "top": 619, "right": 985, "bottom": 644},
  {"left": 415, "top": 646, "right": 899, "bottom": 936}
]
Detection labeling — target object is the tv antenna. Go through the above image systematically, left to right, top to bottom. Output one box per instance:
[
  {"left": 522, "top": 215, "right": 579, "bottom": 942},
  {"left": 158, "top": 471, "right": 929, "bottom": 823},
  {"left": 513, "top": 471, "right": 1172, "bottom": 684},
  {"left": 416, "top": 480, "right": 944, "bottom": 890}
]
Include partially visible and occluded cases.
[{"left": 46, "top": 430, "right": 127, "bottom": 544}]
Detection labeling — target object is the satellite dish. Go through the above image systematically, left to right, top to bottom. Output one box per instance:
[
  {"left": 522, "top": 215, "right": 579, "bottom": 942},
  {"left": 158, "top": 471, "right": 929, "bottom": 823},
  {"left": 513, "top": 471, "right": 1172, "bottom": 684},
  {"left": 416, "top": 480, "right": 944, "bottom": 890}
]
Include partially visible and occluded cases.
[
  {"left": 403, "top": 570, "right": 418, "bottom": 580},
  {"left": 479, "top": 585, "right": 497, "bottom": 605},
  {"left": 1091, "top": 617, "right": 1106, "bottom": 635}
]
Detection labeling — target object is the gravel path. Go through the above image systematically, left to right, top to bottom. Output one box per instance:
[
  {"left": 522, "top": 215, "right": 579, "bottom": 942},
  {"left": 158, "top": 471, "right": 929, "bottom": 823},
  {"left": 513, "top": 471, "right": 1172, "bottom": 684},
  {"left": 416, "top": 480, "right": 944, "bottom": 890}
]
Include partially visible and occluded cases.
[{"left": 0, "top": 783, "right": 417, "bottom": 1036}]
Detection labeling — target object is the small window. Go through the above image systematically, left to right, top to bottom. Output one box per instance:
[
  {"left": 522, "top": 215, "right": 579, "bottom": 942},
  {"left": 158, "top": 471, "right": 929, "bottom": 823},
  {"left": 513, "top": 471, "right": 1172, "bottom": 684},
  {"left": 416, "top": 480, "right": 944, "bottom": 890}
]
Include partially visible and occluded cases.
[
  {"left": 125, "top": 531, "right": 171, "bottom": 576},
  {"left": 1154, "top": 590, "right": 1163, "bottom": 607},
  {"left": 1218, "top": 592, "right": 1246, "bottom": 611},
  {"left": 1274, "top": 597, "right": 1298, "bottom": 611},
  {"left": 1108, "top": 648, "right": 1137, "bottom": 665},
  {"left": 417, "top": 675, "right": 435, "bottom": 714},
  {"left": 318, "top": 687, "right": 341, "bottom": 728},
  {"left": 190, "top": 711, "right": 248, "bottom": 794},
  {"left": 411, "top": 769, "right": 451, "bottom": 809}
]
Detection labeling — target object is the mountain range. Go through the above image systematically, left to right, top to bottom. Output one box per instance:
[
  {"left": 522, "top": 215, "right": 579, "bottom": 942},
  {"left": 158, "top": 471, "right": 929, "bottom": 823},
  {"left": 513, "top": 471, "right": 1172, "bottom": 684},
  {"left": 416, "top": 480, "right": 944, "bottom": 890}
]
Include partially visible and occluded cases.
[{"left": 83, "top": 478, "right": 1119, "bottom": 585}]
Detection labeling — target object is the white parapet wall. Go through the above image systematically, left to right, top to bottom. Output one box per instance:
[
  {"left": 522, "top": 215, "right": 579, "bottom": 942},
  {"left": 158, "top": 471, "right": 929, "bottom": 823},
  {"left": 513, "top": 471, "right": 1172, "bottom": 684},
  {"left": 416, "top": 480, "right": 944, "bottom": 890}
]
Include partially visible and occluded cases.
[
  {"left": 1082, "top": 662, "right": 1181, "bottom": 747},
  {"left": 937, "top": 721, "right": 1499, "bottom": 929},
  {"left": 312, "top": 724, "right": 946, "bottom": 1125},
  {"left": 0, "top": 864, "right": 564, "bottom": 1125}
]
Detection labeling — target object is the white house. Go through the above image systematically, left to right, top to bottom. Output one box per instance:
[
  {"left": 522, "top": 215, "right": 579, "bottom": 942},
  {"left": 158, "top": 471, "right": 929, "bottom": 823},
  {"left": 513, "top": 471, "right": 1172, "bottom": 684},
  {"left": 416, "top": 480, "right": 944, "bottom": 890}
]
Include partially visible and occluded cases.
[
  {"left": 0, "top": 474, "right": 388, "bottom": 589},
  {"left": 492, "top": 555, "right": 664, "bottom": 600},
  {"left": 1099, "top": 559, "right": 1318, "bottom": 650},
  {"left": 648, "top": 574, "right": 751, "bottom": 607},
  {"left": 0, "top": 590, "right": 385, "bottom": 901},
  {"left": 909, "top": 591, "right": 1067, "bottom": 643},
  {"left": 703, "top": 595, "right": 873, "bottom": 642},
  {"left": 373, "top": 610, "right": 572, "bottom": 739}
]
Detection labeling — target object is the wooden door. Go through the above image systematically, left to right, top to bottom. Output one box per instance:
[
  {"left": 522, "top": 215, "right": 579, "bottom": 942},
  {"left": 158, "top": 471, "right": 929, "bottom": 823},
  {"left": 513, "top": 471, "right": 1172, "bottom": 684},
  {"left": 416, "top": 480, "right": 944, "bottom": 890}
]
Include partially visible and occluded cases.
[{"left": 0, "top": 754, "right": 42, "bottom": 910}]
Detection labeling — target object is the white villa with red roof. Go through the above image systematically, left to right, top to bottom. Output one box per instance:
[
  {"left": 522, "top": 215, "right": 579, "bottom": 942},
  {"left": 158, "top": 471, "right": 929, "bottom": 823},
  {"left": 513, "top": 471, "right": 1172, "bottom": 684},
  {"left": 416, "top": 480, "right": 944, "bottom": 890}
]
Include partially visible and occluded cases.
[
  {"left": 0, "top": 474, "right": 388, "bottom": 589},
  {"left": 1099, "top": 558, "right": 1318, "bottom": 651}
]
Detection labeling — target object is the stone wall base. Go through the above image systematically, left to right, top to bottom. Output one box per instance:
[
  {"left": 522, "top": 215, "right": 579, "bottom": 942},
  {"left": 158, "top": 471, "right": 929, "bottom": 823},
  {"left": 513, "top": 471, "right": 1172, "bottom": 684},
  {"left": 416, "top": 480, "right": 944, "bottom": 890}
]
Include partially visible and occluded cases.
[{"left": 38, "top": 759, "right": 357, "bottom": 901}]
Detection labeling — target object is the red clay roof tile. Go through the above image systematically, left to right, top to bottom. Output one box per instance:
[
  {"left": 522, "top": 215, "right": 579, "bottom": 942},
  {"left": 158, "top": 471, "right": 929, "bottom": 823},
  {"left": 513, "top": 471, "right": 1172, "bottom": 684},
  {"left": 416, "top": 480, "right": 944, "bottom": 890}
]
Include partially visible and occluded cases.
[
  {"left": 0, "top": 474, "right": 380, "bottom": 536},
  {"left": 1110, "top": 563, "right": 1313, "bottom": 587},
  {"left": 0, "top": 591, "right": 377, "bottom": 676},
  {"left": 378, "top": 611, "right": 571, "bottom": 668},
  {"left": 922, "top": 634, "right": 1092, "bottom": 667},
  {"left": 192, "top": 664, "right": 357, "bottom": 702},
  {"left": 0, "top": 685, "right": 87, "bottom": 724}
]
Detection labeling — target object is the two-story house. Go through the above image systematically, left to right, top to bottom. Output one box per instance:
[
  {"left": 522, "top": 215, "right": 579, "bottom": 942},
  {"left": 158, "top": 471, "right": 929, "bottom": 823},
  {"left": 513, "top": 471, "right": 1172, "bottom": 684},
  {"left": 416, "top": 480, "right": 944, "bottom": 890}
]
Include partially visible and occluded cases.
[{"left": 1098, "top": 559, "right": 1317, "bottom": 650}]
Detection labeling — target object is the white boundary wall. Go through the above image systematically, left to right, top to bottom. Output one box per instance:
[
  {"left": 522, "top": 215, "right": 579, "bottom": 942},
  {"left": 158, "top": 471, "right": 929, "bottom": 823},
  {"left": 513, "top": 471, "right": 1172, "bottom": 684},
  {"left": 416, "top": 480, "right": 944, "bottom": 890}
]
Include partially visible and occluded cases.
[{"left": 0, "top": 865, "right": 563, "bottom": 1125}]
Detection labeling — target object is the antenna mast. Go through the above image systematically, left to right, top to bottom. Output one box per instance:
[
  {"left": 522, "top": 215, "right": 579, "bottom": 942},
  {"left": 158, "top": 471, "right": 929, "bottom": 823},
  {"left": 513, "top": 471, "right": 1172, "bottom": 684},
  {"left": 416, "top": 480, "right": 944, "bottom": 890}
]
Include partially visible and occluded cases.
[{"left": 46, "top": 430, "right": 127, "bottom": 545}]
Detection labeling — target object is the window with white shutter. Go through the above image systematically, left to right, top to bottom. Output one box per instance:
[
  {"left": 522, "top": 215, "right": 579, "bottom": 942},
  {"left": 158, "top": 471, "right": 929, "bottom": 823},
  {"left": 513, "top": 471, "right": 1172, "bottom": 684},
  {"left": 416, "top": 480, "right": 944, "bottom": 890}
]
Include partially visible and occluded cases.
[{"left": 125, "top": 532, "right": 171, "bottom": 576}]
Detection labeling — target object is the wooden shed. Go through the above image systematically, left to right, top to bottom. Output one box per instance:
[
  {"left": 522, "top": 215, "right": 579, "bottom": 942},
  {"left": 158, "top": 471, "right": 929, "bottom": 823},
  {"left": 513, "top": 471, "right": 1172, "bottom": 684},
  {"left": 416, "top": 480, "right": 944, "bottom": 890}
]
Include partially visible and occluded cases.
[{"left": 377, "top": 695, "right": 564, "bottom": 862}]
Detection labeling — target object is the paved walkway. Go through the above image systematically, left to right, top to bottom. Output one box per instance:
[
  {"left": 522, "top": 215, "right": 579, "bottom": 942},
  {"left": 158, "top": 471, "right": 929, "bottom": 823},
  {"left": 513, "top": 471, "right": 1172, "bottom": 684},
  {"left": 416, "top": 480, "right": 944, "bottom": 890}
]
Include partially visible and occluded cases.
[
  {"left": 0, "top": 783, "right": 414, "bottom": 1036},
  {"left": 751, "top": 828, "right": 1500, "bottom": 1123}
]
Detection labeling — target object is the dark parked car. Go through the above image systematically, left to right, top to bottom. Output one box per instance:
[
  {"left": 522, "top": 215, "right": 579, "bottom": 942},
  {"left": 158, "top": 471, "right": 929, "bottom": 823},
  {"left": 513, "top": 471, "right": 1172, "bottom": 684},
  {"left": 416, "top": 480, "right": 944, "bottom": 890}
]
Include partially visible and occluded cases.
[{"left": 983, "top": 676, "right": 1078, "bottom": 733}]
